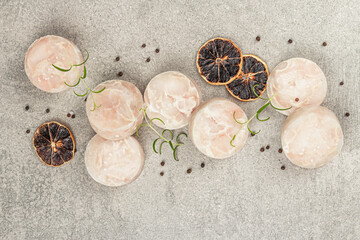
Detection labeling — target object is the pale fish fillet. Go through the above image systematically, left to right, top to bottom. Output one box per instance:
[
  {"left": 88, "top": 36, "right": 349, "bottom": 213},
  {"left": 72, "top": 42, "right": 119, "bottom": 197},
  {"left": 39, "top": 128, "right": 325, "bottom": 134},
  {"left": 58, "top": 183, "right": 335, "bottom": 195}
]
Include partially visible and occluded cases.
[
  {"left": 25, "top": 35, "right": 83, "bottom": 93},
  {"left": 267, "top": 58, "right": 327, "bottom": 115},
  {"left": 144, "top": 71, "right": 201, "bottom": 130},
  {"left": 189, "top": 98, "right": 248, "bottom": 159},
  {"left": 281, "top": 106, "right": 343, "bottom": 168},
  {"left": 85, "top": 134, "right": 145, "bottom": 187}
]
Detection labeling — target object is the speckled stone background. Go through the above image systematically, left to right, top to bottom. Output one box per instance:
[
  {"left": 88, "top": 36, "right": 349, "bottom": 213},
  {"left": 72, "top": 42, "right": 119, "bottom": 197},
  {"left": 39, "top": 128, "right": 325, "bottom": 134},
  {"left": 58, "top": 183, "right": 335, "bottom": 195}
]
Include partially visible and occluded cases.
[{"left": 1, "top": 0, "right": 359, "bottom": 239}]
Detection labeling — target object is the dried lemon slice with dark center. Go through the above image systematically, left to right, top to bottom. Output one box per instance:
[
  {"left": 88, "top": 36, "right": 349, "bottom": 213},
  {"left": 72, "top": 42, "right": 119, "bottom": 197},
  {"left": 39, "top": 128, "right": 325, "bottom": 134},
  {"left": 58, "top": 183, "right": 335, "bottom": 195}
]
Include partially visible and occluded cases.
[
  {"left": 197, "top": 38, "right": 243, "bottom": 85},
  {"left": 226, "top": 54, "right": 269, "bottom": 101},
  {"left": 33, "top": 121, "right": 75, "bottom": 166}
]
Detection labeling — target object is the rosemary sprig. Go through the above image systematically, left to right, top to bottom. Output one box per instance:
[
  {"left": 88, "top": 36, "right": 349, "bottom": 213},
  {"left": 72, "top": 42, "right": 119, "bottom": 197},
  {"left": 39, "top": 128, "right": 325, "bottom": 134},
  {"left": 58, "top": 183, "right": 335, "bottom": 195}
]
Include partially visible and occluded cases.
[
  {"left": 52, "top": 50, "right": 105, "bottom": 111},
  {"left": 230, "top": 85, "right": 291, "bottom": 147},
  {"left": 136, "top": 107, "right": 187, "bottom": 161}
]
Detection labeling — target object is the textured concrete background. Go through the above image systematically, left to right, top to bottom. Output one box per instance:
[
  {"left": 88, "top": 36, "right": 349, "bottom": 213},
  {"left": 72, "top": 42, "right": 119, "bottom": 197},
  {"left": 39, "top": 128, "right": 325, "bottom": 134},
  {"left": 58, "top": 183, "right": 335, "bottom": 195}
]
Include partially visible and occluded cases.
[{"left": 0, "top": 0, "right": 359, "bottom": 239}]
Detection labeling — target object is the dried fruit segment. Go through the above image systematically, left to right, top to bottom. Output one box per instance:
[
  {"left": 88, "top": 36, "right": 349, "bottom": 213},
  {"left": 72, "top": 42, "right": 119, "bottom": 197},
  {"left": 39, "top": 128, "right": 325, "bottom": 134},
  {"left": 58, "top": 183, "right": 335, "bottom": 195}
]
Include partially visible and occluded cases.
[
  {"left": 197, "top": 38, "right": 243, "bottom": 85},
  {"left": 226, "top": 54, "right": 269, "bottom": 101},
  {"left": 33, "top": 121, "right": 75, "bottom": 167}
]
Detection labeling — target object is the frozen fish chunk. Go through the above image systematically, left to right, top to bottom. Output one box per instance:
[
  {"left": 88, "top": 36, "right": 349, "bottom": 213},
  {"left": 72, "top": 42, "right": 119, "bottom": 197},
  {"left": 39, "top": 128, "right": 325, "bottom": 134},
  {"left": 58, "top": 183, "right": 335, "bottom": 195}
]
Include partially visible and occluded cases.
[
  {"left": 25, "top": 35, "right": 83, "bottom": 93},
  {"left": 144, "top": 71, "right": 201, "bottom": 129},
  {"left": 86, "top": 80, "right": 144, "bottom": 140},
  {"left": 189, "top": 98, "right": 248, "bottom": 159},
  {"left": 85, "top": 135, "right": 145, "bottom": 187}
]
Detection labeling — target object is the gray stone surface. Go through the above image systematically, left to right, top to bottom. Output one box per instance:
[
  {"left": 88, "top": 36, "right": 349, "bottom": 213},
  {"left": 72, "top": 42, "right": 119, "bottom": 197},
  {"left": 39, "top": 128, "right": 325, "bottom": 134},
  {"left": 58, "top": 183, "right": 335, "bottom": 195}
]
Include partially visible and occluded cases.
[{"left": 1, "top": 0, "right": 359, "bottom": 239}]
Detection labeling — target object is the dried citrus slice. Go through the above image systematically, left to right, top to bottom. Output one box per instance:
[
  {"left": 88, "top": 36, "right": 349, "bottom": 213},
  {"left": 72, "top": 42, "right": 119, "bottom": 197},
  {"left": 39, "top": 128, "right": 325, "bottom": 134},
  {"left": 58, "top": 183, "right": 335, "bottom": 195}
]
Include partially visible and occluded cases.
[
  {"left": 197, "top": 38, "right": 243, "bottom": 85},
  {"left": 226, "top": 54, "right": 269, "bottom": 101},
  {"left": 33, "top": 121, "right": 75, "bottom": 167}
]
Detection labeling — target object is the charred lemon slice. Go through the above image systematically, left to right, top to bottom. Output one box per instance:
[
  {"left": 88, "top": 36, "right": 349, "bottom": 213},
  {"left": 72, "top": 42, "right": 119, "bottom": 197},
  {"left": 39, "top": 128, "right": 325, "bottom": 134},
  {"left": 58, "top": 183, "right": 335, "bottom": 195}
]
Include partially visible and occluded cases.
[
  {"left": 197, "top": 38, "right": 243, "bottom": 85},
  {"left": 226, "top": 54, "right": 269, "bottom": 101},
  {"left": 33, "top": 121, "right": 75, "bottom": 167}
]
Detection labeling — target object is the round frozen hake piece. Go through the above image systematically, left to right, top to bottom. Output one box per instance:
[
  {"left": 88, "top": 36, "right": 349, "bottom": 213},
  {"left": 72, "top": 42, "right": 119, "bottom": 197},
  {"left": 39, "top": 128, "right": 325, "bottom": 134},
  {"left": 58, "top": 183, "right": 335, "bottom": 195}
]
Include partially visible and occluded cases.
[
  {"left": 25, "top": 35, "right": 83, "bottom": 93},
  {"left": 267, "top": 58, "right": 327, "bottom": 115},
  {"left": 144, "top": 71, "right": 201, "bottom": 129},
  {"left": 86, "top": 80, "right": 144, "bottom": 140},
  {"left": 189, "top": 98, "right": 248, "bottom": 159},
  {"left": 281, "top": 106, "right": 343, "bottom": 168},
  {"left": 85, "top": 135, "right": 145, "bottom": 187}
]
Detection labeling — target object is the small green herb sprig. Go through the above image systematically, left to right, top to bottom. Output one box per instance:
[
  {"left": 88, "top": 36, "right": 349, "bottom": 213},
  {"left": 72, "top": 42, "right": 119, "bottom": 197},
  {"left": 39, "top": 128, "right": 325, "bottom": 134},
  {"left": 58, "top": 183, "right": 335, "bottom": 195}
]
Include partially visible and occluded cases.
[
  {"left": 52, "top": 50, "right": 105, "bottom": 111},
  {"left": 230, "top": 85, "right": 291, "bottom": 147},
  {"left": 136, "top": 107, "right": 187, "bottom": 161}
]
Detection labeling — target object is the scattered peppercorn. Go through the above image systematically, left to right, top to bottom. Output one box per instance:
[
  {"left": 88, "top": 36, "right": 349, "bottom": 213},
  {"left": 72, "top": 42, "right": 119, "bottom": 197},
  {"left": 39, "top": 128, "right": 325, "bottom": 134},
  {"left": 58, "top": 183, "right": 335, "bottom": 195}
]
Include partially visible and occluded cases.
[
  {"left": 256, "top": 36, "right": 261, "bottom": 41},
  {"left": 288, "top": 39, "right": 293, "bottom": 44},
  {"left": 322, "top": 42, "right": 327, "bottom": 47},
  {"left": 141, "top": 44, "right": 146, "bottom": 48},
  {"left": 155, "top": 48, "right": 160, "bottom": 53},
  {"left": 115, "top": 56, "right": 120, "bottom": 62},
  {"left": 146, "top": 57, "right": 150, "bottom": 62},
  {"left": 118, "top": 72, "right": 123, "bottom": 77},
  {"left": 339, "top": 81, "right": 344, "bottom": 86},
  {"left": 84, "top": 96, "right": 87, "bottom": 102},
  {"left": 295, "top": 98, "right": 299, "bottom": 102},
  {"left": 25, "top": 105, "right": 29, "bottom": 111},
  {"left": 45, "top": 108, "right": 50, "bottom": 113},
  {"left": 345, "top": 112, "right": 350, "bottom": 117},
  {"left": 67, "top": 113, "right": 71, "bottom": 118},
  {"left": 71, "top": 114, "right": 75, "bottom": 119},
  {"left": 26, "top": 129, "right": 30, "bottom": 134},
  {"left": 251, "top": 133, "right": 255, "bottom": 137},
  {"left": 266, "top": 145, "right": 270, "bottom": 150},
  {"left": 260, "top": 147, "right": 265, "bottom": 152},
  {"left": 278, "top": 148, "right": 283, "bottom": 153},
  {"left": 161, "top": 161, "right": 165, "bottom": 166},
  {"left": 201, "top": 162, "right": 205, "bottom": 168},
  {"left": 281, "top": 165, "right": 286, "bottom": 170},
  {"left": 187, "top": 168, "right": 192, "bottom": 174},
  {"left": 160, "top": 171, "right": 164, "bottom": 176}
]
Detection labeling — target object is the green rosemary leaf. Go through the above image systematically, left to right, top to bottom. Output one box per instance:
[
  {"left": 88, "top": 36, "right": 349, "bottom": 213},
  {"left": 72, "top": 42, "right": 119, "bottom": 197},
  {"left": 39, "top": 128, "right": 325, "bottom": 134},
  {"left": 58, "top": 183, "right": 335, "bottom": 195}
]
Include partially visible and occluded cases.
[
  {"left": 73, "top": 49, "right": 89, "bottom": 66},
  {"left": 52, "top": 64, "right": 72, "bottom": 72},
  {"left": 81, "top": 65, "right": 87, "bottom": 79},
  {"left": 64, "top": 77, "right": 81, "bottom": 87},
  {"left": 252, "top": 84, "right": 269, "bottom": 100},
  {"left": 91, "top": 87, "right": 106, "bottom": 94},
  {"left": 73, "top": 89, "right": 88, "bottom": 97},
  {"left": 90, "top": 102, "right": 102, "bottom": 111},
  {"left": 256, "top": 102, "right": 270, "bottom": 121},
  {"left": 257, "top": 102, "right": 270, "bottom": 114},
  {"left": 270, "top": 103, "right": 292, "bottom": 111},
  {"left": 233, "top": 111, "right": 248, "bottom": 124},
  {"left": 256, "top": 112, "right": 270, "bottom": 122},
  {"left": 150, "top": 118, "right": 165, "bottom": 126},
  {"left": 136, "top": 124, "right": 148, "bottom": 137},
  {"left": 248, "top": 125, "right": 260, "bottom": 135},
  {"left": 162, "top": 129, "right": 174, "bottom": 140},
  {"left": 176, "top": 132, "right": 187, "bottom": 144},
  {"left": 230, "top": 134, "right": 237, "bottom": 147},
  {"left": 152, "top": 138, "right": 160, "bottom": 154},
  {"left": 159, "top": 141, "right": 166, "bottom": 154},
  {"left": 169, "top": 141, "right": 175, "bottom": 150},
  {"left": 173, "top": 145, "right": 179, "bottom": 161}
]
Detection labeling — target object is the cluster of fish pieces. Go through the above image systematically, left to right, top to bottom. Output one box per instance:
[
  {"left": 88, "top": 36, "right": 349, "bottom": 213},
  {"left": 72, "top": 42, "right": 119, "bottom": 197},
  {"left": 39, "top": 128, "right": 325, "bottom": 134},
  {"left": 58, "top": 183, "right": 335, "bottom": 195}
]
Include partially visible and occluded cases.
[{"left": 25, "top": 35, "right": 343, "bottom": 187}]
